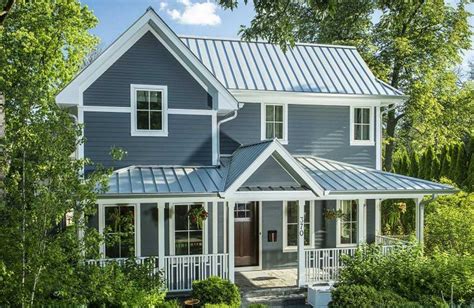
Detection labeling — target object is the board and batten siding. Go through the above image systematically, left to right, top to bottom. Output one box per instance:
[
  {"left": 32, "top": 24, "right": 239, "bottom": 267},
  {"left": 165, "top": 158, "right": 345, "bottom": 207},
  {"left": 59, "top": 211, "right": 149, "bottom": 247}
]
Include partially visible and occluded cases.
[
  {"left": 83, "top": 31, "right": 212, "bottom": 110},
  {"left": 220, "top": 103, "right": 376, "bottom": 168},
  {"left": 84, "top": 112, "right": 212, "bottom": 168}
]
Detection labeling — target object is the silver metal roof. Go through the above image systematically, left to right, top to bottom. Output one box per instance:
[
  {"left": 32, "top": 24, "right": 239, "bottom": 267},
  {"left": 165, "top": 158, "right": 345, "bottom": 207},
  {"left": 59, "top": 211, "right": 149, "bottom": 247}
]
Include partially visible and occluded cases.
[
  {"left": 181, "top": 36, "right": 404, "bottom": 96},
  {"left": 103, "top": 143, "right": 454, "bottom": 196},
  {"left": 295, "top": 156, "right": 455, "bottom": 195}
]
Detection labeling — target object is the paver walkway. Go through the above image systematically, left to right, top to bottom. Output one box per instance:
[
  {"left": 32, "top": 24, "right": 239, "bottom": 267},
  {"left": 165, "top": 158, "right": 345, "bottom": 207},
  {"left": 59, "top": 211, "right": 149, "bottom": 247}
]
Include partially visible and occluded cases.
[{"left": 235, "top": 268, "right": 298, "bottom": 290}]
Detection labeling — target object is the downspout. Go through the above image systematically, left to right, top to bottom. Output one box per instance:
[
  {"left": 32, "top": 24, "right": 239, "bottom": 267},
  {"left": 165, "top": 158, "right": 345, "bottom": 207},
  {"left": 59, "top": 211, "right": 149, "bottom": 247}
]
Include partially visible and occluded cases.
[{"left": 216, "top": 109, "right": 239, "bottom": 166}]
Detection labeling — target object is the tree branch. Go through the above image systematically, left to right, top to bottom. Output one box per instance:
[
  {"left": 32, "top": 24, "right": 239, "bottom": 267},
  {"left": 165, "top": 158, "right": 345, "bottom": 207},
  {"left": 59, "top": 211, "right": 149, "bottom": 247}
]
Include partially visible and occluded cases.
[{"left": 0, "top": 0, "right": 15, "bottom": 25}]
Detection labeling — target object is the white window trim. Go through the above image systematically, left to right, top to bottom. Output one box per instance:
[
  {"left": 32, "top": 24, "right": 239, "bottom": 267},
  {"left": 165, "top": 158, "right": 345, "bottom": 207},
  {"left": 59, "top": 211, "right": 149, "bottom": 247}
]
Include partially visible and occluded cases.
[
  {"left": 130, "top": 84, "right": 168, "bottom": 137},
  {"left": 261, "top": 103, "right": 288, "bottom": 145},
  {"left": 350, "top": 106, "right": 374, "bottom": 146},
  {"left": 282, "top": 200, "right": 314, "bottom": 252},
  {"left": 336, "top": 200, "right": 358, "bottom": 247},
  {"left": 169, "top": 202, "right": 207, "bottom": 256},
  {"left": 99, "top": 203, "right": 141, "bottom": 258}
]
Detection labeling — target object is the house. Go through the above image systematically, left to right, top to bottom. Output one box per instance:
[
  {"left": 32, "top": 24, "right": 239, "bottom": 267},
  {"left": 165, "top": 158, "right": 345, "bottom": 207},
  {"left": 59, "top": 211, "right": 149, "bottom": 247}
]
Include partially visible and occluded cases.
[{"left": 56, "top": 8, "right": 456, "bottom": 292}]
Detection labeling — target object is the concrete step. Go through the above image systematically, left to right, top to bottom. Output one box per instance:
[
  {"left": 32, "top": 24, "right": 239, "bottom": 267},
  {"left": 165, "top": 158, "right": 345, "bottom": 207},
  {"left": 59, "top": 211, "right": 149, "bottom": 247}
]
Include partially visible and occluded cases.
[{"left": 241, "top": 287, "right": 310, "bottom": 307}]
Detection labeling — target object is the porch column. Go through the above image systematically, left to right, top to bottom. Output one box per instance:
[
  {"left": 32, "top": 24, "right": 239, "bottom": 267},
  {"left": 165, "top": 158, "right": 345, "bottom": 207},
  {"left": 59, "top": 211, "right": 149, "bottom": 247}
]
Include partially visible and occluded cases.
[
  {"left": 415, "top": 198, "right": 424, "bottom": 245},
  {"left": 297, "top": 199, "right": 306, "bottom": 287},
  {"left": 357, "top": 199, "right": 366, "bottom": 244},
  {"left": 375, "top": 199, "right": 382, "bottom": 238},
  {"left": 227, "top": 201, "right": 235, "bottom": 282},
  {"left": 158, "top": 202, "right": 165, "bottom": 269}
]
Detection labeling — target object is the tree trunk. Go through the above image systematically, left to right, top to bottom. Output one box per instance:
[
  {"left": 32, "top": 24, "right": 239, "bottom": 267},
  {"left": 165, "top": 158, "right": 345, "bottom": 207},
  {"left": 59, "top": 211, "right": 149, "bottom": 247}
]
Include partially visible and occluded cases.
[
  {"left": 0, "top": 0, "right": 15, "bottom": 25},
  {"left": 384, "top": 107, "right": 397, "bottom": 171}
]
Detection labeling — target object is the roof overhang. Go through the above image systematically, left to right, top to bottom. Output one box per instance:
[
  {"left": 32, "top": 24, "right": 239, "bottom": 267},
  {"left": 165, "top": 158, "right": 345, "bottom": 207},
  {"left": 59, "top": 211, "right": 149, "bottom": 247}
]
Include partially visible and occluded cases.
[
  {"left": 56, "top": 8, "right": 238, "bottom": 114},
  {"left": 229, "top": 89, "right": 408, "bottom": 107}
]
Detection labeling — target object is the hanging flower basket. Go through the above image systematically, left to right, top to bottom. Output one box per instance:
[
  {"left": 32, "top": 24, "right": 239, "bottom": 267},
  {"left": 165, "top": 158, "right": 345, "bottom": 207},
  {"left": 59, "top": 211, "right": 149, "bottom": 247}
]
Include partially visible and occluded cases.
[
  {"left": 188, "top": 207, "right": 208, "bottom": 229},
  {"left": 323, "top": 209, "right": 345, "bottom": 220}
]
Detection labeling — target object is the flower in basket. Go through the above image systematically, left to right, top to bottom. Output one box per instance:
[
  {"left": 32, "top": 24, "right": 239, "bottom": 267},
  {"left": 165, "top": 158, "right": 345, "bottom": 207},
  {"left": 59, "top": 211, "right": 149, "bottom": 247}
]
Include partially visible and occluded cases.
[{"left": 188, "top": 207, "right": 208, "bottom": 229}]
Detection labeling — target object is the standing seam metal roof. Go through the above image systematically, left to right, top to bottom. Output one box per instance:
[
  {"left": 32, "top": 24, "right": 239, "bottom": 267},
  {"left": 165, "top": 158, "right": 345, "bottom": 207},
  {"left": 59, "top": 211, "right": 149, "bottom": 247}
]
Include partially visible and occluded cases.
[{"left": 180, "top": 36, "right": 404, "bottom": 96}]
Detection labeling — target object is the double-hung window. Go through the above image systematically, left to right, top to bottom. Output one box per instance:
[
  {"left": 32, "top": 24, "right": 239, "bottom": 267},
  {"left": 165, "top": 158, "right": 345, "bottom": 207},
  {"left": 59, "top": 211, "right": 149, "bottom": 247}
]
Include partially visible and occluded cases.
[
  {"left": 131, "top": 84, "right": 168, "bottom": 136},
  {"left": 262, "top": 104, "right": 287, "bottom": 143},
  {"left": 350, "top": 107, "right": 374, "bottom": 145},
  {"left": 339, "top": 200, "right": 358, "bottom": 245},
  {"left": 283, "top": 201, "right": 313, "bottom": 251},
  {"left": 174, "top": 204, "right": 204, "bottom": 255},
  {"left": 103, "top": 205, "right": 136, "bottom": 258}
]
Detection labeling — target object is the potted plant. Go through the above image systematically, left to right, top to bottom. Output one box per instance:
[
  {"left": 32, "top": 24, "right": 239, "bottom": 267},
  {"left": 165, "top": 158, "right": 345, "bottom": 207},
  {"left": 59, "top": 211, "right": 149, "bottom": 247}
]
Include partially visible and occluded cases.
[{"left": 187, "top": 207, "right": 208, "bottom": 229}]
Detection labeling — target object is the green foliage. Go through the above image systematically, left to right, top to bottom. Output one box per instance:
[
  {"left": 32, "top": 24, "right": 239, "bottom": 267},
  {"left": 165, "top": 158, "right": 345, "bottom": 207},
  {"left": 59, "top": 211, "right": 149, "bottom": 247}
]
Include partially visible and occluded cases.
[
  {"left": 424, "top": 192, "right": 474, "bottom": 256},
  {"left": 338, "top": 245, "right": 474, "bottom": 305},
  {"left": 192, "top": 276, "right": 241, "bottom": 307},
  {"left": 329, "top": 284, "right": 416, "bottom": 308},
  {"left": 248, "top": 304, "right": 268, "bottom": 308}
]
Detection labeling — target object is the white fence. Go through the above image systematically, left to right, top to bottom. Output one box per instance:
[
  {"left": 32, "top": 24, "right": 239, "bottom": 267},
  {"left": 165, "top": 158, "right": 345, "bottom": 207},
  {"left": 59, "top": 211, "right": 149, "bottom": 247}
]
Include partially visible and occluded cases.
[
  {"left": 305, "top": 245, "right": 398, "bottom": 284},
  {"left": 85, "top": 253, "right": 229, "bottom": 292}
]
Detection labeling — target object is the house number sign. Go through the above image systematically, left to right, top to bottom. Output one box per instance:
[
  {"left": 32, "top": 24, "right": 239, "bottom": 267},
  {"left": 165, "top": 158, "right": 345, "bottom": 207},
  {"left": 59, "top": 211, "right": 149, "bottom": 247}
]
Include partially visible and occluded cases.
[{"left": 299, "top": 216, "right": 304, "bottom": 237}]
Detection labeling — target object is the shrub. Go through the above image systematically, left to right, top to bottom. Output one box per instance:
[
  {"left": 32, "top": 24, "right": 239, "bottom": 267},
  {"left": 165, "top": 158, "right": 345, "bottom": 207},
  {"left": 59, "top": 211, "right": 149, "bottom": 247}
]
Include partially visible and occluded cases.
[
  {"left": 192, "top": 276, "right": 240, "bottom": 307},
  {"left": 329, "top": 284, "right": 414, "bottom": 307}
]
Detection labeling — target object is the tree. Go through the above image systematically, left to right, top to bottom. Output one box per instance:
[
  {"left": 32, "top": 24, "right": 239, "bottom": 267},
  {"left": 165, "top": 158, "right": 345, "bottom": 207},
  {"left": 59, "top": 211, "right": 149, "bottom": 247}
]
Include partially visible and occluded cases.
[
  {"left": 0, "top": 0, "right": 14, "bottom": 25},
  {"left": 219, "top": 0, "right": 473, "bottom": 171},
  {"left": 0, "top": 1, "right": 106, "bottom": 305}
]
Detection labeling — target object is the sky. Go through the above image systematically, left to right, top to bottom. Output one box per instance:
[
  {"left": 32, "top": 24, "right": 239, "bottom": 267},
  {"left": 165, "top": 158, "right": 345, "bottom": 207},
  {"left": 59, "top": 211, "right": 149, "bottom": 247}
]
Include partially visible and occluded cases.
[{"left": 81, "top": 0, "right": 474, "bottom": 75}]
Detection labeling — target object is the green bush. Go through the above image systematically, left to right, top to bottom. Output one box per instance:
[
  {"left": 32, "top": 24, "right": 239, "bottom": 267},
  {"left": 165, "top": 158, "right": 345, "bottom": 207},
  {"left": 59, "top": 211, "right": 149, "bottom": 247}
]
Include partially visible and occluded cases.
[
  {"left": 338, "top": 245, "right": 474, "bottom": 305},
  {"left": 192, "top": 276, "right": 240, "bottom": 307},
  {"left": 329, "top": 284, "right": 414, "bottom": 307},
  {"left": 248, "top": 304, "right": 268, "bottom": 308}
]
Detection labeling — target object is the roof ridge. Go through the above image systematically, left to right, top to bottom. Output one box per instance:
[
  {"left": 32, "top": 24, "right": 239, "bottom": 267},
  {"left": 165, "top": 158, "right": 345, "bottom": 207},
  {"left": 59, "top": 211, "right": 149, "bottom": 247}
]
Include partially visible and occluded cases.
[
  {"left": 179, "top": 35, "right": 357, "bottom": 49},
  {"left": 236, "top": 139, "right": 274, "bottom": 150}
]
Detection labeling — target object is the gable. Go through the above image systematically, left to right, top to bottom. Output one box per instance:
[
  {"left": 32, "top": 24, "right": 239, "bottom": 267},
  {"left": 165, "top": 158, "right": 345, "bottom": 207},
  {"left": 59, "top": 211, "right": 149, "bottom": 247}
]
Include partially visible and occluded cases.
[
  {"left": 84, "top": 31, "right": 212, "bottom": 109},
  {"left": 240, "top": 155, "right": 303, "bottom": 190}
]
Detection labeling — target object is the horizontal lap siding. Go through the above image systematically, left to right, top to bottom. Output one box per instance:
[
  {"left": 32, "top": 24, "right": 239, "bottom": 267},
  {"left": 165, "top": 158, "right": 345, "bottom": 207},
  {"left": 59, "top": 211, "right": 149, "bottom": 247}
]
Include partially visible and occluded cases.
[
  {"left": 84, "top": 31, "right": 212, "bottom": 110},
  {"left": 84, "top": 112, "right": 212, "bottom": 168}
]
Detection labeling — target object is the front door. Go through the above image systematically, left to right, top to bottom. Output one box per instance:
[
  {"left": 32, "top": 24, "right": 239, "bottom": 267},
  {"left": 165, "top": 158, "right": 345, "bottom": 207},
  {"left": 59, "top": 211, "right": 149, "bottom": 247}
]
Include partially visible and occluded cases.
[{"left": 234, "top": 202, "right": 259, "bottom": 267}]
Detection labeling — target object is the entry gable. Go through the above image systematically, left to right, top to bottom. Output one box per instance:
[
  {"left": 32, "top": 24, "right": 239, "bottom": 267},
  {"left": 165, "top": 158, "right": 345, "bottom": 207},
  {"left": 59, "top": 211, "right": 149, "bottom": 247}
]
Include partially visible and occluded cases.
[{"left": 223, "top": 140, "right": 325, "bottom": 196}]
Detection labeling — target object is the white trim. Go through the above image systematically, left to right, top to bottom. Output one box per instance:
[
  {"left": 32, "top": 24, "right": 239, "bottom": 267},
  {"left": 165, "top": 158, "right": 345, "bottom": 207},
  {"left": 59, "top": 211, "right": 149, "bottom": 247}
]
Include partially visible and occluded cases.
[
  {"left": 56, "top": 10, "right": 238, "bottom": 112},
  {"left": 130, "top": 84, "right": 168, "bottom": 137},
  {"left": 230, "top": 90, "right": 407, "bottom": 106},
  {"left": 260, "top": 103, "right": 288, "bottom": 144},
  {"left": 82, "top": 106, "right": 132, "bottom": 113},
  {"left": 350, "top": 106, "right": 375, "bottom": 146},
  {"left": 375, "top": 106, "right": 382, "bottom": 170},
  {"left": 168, "top": 108, "right": 217, "bottom": 116},
  {"left": 212, "top": 112, "right": 218, "bottom": 165},
  {"left": 224, "top": 140, "right": 325, "bottom": 197},
  {"left": 225, "top": 191, "right": 317, "bottom": 202},
  {"left": 415, "top": 198, "right": 424, "bottom": 244},
  {"left": 297, "top": 199, "right": 306, "bottom": 287},
  {"left": 374, "top": 199, "right": 382, "bottom": 237},
  {"left": 282, "top": 200, "right": 314, "bottom": 252},
  {"left": 227, "top": 201, "right": 235, "bottom": 282},
  {"left": 158, "top": 202, "right": 165, "bottom": 268},
  {"left": 169, "top": 202, "right": 207, "bottom": 256},
  {"left": 203, "top": 202, "right": 209, "bottom": 254},
  {"left": 212, "top": 202, "right": 218, "bottom": 254},
  {"left": 98, "top": 203, "right": 141, "bottom": 258}
]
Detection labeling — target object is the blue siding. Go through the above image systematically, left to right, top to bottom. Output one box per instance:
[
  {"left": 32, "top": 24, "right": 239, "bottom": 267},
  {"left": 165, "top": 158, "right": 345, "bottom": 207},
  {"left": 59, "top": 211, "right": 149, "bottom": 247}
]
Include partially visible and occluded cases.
[
  {"left": 84, "top": 31, "right": 212, "bottom": 110},
  {"left": 220, "top": 103, "right": 376, "bottom": 168},
  {"left": 84, "top": 112, "right": 212, "bottom": 168},
  {"left": 243, "top": 156, "right": 300, "bottom": 188},
  {"left": 141, "top": 203, "right": 158, "bottom": 257}
]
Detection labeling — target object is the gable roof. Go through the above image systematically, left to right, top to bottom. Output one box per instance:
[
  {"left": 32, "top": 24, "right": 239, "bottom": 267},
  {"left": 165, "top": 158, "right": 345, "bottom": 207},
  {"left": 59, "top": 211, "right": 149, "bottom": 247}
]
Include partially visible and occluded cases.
[
  {"left": 56, "top": 8, "right": 238, "bottom": 113},
  {"left": 181, "top": 36, "right": 404, "bottom": 97}
]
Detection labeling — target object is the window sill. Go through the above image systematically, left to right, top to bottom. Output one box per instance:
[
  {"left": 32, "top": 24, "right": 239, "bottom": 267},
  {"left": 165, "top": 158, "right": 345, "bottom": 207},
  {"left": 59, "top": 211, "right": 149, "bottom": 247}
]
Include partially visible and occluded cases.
[
  {"left": 131, "top": 130, "right": 168, "bottom": 137},
  {"left": 350, "top": 140, "right": 375, "bottom": 146}
]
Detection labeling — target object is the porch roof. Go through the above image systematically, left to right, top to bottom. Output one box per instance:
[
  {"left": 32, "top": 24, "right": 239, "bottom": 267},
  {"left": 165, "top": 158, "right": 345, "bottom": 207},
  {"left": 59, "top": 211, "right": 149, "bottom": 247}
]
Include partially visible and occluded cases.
[{"left": 102, "top": 142, "right": 455, "bottom": 197}]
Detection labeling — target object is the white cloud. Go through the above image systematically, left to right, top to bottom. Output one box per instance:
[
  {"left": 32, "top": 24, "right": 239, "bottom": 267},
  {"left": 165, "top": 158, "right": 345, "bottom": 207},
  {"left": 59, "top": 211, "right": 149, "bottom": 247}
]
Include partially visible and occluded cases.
[
  {"left": 166, "top": 0, "right": 221, "bottom": 26},
  {"left": 159, "top": 2, "right": 168, "bottom": 11}
]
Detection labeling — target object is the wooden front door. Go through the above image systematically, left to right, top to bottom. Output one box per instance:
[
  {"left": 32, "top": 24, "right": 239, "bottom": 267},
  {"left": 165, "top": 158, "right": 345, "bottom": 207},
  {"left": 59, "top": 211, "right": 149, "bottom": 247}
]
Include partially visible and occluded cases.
[{"left": 234, "top": 202, "right": 259, "bottom": 267}]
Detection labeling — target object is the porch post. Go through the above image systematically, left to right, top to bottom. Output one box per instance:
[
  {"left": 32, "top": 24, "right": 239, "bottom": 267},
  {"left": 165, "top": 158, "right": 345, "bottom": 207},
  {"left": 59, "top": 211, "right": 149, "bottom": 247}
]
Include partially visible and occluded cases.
[
  {"left": 415, "top": 198, "right": 424, "bottom": 245},
  {"left": 297, "top": 199, "right": 306, "bottom": 287},
  {"left": 357, "top": 199, "right": 366, "bottom": 244},
  {"left": 375, "top": 199, "right": 382, "bottom": 238},
  {"left": 227, "top": 201, "right": 235, "bottom": 282},
  {"left": 158, "top": 202, "right": 165, "bottom": 269}
]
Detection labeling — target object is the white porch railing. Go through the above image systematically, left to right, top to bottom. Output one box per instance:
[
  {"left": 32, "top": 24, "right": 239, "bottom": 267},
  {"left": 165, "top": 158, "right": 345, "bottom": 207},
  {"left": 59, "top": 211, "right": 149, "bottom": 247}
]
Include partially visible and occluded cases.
[
  {"left": 375, "top": 235, "right": 410, "bottom": 246},
  {"left": 305, "top": 246, "right": 397, "bottom": 284},
  {"left": 85, "top": 253, "right": 229, "bottom": 292}
]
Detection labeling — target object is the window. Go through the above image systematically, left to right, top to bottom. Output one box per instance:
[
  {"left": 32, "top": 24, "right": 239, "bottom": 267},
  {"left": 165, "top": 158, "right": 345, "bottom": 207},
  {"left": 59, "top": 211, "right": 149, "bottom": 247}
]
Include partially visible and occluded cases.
[
  {"left": 131, "top": 84, "right": 168, "bottom": 136},
  {"left": 262, "top": 104, "right": 287, "bottom": 143},
  {"left": 350, "top": 107, "right": 374, "bottom": 145},
  {"left": 339, "top": 200, "right": 358, "bottom": 245},
  {"left": 284, "top": 201, "right": 313, "bottom": 250},
  {"left": 234, "top": 202, "right": 253, "bottom": 222},
  {"left": 174, "top": 204, "right": 204, "bottom": 255},
  {"left": 103, "top": 205, "right": 136, "bottom": 258}
]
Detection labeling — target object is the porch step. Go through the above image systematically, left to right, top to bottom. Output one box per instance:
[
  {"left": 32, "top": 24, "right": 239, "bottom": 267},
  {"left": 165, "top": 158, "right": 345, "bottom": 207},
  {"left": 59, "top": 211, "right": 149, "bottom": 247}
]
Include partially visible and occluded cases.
[{"left": 241, "top": 286, "right": 310, "bottom": 307}]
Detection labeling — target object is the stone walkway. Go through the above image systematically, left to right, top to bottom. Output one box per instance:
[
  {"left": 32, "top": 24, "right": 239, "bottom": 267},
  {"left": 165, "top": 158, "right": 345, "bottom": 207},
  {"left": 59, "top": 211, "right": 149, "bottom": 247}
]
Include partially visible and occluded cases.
[{"left": 235, "top": 268, "right": 298, "bottom": 290}]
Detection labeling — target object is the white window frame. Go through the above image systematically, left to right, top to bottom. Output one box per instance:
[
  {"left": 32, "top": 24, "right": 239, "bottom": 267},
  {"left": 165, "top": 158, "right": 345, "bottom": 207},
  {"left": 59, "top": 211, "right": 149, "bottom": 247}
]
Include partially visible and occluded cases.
[
  {"left": 130, "top": 84, "right": 168, "bottom": 137},
  {"left": 261, "top": 103, "right": 288, "bottom": 144},
  {"left": 350, "top": 106, "right": 374, "bottom": 146},
  {"left": 282, "top": 200, "right": 314, "bottom": 252},
  {"left": 336, "top": 200, "right": 358, "bottom": 247},
  {"left": 169, "top": 202, "right": 207, "bottom": 256},
  {"left": 99, "top": 203, "right": 141, "bottom": 258}
]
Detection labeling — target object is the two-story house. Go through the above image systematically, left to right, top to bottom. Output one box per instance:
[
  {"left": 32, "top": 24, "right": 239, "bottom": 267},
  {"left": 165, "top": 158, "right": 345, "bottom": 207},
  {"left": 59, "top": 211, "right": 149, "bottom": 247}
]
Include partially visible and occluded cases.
[{"left": 56, "top": 8, "right": 455, "bottom": 292}]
